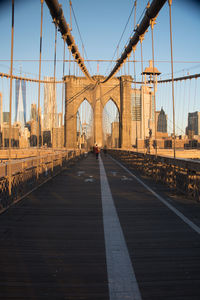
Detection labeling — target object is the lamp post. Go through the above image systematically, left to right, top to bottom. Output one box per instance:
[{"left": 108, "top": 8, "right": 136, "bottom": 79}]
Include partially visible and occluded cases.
[{"left": 142, "top": 60, "right": 161, "bottom": 155}]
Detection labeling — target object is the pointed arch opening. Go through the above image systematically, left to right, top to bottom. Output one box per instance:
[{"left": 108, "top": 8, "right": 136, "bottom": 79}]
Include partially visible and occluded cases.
[
  {"left": 76, "top": 99, "right": 93, "bottom": 149},
  {"left": 102, "top": 99, "right": 119, "bottom": 148}
]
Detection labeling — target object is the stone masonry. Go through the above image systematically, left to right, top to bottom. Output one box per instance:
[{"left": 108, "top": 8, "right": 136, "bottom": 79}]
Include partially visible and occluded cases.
[{"left": 64, "top": 75, "right": 132, "bottom": 149}]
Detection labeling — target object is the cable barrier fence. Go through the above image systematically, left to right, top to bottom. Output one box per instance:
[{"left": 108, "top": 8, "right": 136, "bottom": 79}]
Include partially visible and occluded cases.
[
  {"left": 0, "top": 149, "right": 85, "bottom": 214},
  {"left": 109, "top": 149, "right": 200, "bottom": 202}
]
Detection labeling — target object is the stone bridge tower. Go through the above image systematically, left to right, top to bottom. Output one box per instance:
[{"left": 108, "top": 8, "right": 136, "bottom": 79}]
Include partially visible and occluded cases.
[{"left": 64, "top": 75, "right": 132, "bottom": 149}]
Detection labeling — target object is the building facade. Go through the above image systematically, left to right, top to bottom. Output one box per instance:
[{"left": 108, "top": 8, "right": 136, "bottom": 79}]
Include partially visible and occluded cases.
[
  {"left": 15, "top": 79, "right": 26, "bottom": 125},
  {"left": 131, "top": 85, "right": 155, "bottom": 146},
  {"left": 30, "top": 103, "right": 37, "bottom": 121},
  {"left": 156, "top": 107, "right": 167, "bottom": 133},
  {"left": 186, "top": 111, "right": 200, "bottom": 137}
]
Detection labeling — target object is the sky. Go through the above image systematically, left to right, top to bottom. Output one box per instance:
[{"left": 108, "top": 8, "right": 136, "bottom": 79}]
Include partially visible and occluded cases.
[{"left": 0, "top": 0, "right": 200, "bottom": 134}]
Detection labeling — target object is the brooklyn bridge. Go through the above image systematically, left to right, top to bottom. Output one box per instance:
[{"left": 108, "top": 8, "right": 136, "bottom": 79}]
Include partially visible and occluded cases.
[{"left": 0, "top": 0, "right": 200, "bottom": 299}]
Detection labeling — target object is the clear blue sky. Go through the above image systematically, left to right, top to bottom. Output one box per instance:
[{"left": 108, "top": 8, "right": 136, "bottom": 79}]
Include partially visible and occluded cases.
[{"left": 0, "top": 0, "right": 200, "bottom": 133}]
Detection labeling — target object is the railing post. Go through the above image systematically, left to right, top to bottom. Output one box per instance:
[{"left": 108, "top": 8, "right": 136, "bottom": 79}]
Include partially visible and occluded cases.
[
  {"left": 60, "top": 152, "right": 63, "bottom": 167},
  {"left": 51, "top": 153, "right": 54, "bottom": 174}
]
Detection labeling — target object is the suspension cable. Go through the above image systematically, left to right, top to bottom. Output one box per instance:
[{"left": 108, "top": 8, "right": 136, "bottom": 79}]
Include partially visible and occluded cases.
[
  {"left": 8, "top": 0, "right": 15, "bottom": 196},
  {"left": 36, "top": 0, "right": 44, "bottom": 179},
  {"left": 37, "top": 0, "right": 44, "bottom": 151},
  {"left": 45, "top": 0, "right": 95, "bottom": 83},
  {"left": 103, "top": 0, "right": 167, "bottom": 83},
  {"left": 133, "top": 0, "right": 138, "bottom": 152},
  {"left": 168, "top": 0, "right": 176, "bottom": 158},
  {"left": 70, "top": 1, "right": 92, "bottom": 75},
  {"left": 104, "top": 1, "right": 135, "bottom": 76},
  {"left": 150, "top": 15, "right": 157, "bottom": 156},
  {"left": 52, "top": 23, "right": 57, "bottom": 148},
  {"left": 139, "top": 35, "right": 145, "bottom": 142},
  {"left": 140, "top": 35, "right": 144, "bottom": 83},
  {"left": 62, "top": 37, "right": 66, "bottom": 128}
]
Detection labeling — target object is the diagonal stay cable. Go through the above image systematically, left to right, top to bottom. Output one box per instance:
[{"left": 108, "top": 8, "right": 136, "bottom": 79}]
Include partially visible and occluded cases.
[
  {"left": 102, "top": 0, "right": 167, "bottom": 83},
  {"left": 104, "top": 2, "right": 135, "bottom": 76},
  {"left": 70, "top": 3, "right": 92, "bottom": 75}
]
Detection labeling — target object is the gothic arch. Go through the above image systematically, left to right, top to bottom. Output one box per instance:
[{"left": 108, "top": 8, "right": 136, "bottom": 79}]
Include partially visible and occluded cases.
[
  {"left": 64, "top": 75, "right": 132, "bottom": 149},
  {"left": 103, "top": 97, "right": 120, "bottom": 115},
  {"left": 75, "top": 98, "right": 94, "bottom": 115},
  {"left": 102, "top": 99, "right": 120, "bottom": 148}
]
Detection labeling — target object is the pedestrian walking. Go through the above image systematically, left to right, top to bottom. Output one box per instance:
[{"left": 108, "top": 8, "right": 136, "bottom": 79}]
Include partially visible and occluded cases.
[{"left": 94, "top": 144, "right": 100, "bottom": 159}]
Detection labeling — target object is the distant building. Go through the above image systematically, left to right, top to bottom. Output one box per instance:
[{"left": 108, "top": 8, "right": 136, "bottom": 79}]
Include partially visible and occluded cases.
[
  {"left": 15, "top": 79, "right": 26, "bottom": 126},
  {"left": 131, "top": 85, "right": 155, "bottom": 146},
  {"left": 30, "top": 103, "right": 37, "bottom": 121},
  {"left": 156, "top": 107, "right": 167, "bottom": 133},
  {"left": 186, "top": 111, "right": 200, "bottom": 137},
  {"left": 3, "top": 112, "right": 9, "bottom": 123},
  {"left": 1, "top": 123, "right": 20, "bottom": 147},
  {"left": 43, "top": 130, "right": 51, "bottom": 147}
]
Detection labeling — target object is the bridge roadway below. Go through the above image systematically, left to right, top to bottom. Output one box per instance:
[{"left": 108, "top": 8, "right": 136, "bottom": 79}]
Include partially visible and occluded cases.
[{"left": 0, "top": 152, "right": 200, "bottom": 299}]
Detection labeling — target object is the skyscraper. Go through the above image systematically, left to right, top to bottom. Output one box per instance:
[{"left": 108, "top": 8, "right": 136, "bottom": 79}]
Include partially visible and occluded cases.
[
  {"left": 15, "top": 79, "right": 26, "bottom": 125},
  {"left": 131, "top": 85, "right": 155, "bottom": 145},
  {"left": 30, "top": 103, "right": 37, "bottom": 121},
  {"left": 156, "top": 108, "right": 167, "bottom": 133},
  {"left": 186, "top": 111, "right": 200, "bottom": 137}
]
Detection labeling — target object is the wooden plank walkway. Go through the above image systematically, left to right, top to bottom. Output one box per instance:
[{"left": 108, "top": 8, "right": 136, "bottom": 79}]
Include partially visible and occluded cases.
[{"left": 0, "top": 152, "right": 200, "bottom": 299}]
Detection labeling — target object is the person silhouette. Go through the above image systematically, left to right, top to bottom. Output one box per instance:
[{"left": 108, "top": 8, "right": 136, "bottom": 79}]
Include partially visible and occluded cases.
[{"left": 94, "top": 144, "right": 100, "bottom": 159}]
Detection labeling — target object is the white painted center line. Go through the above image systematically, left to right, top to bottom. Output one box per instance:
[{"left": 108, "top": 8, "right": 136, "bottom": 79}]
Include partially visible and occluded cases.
[
  {"left": 99, "top": 155, "right": 142, "bottom": 300},
  {"left": 110, "top": 155, "right": 200, "bottom": 235}
]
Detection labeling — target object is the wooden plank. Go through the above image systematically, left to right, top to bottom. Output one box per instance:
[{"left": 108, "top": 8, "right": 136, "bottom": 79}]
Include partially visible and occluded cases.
[
  {"left": 0, "top": 152, "right": 200, "bottom": 299},
  {"left": 102, "top": 153, "right": 200, "bottom": 299},
  {"left": 0, "top": 154, "right": 109, "bottom": 299}
]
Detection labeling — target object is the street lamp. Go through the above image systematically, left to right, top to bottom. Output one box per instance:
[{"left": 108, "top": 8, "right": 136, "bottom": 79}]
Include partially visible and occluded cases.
[{"left": 142, "top": 60, "right": 161, "bottom": 154}]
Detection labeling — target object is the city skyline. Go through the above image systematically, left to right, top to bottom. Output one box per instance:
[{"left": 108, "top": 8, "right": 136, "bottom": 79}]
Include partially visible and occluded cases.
[
  {"left": 0, "top": 1, "right": 200, "bottom": 123},
  {"left": 0, "top": 80, "right": 199, "bottom": 139}
]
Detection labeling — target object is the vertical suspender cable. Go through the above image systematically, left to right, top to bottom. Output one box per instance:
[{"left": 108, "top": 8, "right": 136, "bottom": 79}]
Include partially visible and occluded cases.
[
  {"left": 8, "top": 0, "right": 14, "bottom": 196},
  {"left": 36, "top": 0, "right": 44, "bottom": 179},
  {"left": 37, "top": 0, "right": 43, "bottom": 153},
  {"left": 68, "top": 0, "right": 72, "bottom": 76},
  {"left": 133, "top": 0, "right": 137, "bottom": 152},
  {"left": 168, "top": 0, "right": 176, "bottom": 158},
  {"left": 150, "top": 18, "right": 157, "bottom": 156},
  {"left": 52, "top": 23, "right": 57, "bottom": 148},
  {"left": 139, "top": 35, "right": 145, "bottom": 143},
  {"left": 140, "top": 36, "right": 144, "bottom": 83},
  {"left": 62, "top": 37, "right": 66, "bottom": 132},
  {"left": 133, "top": 49, "right": 138, "bottom": 152},
  {"left": 69, "top": 50, "right": 71, "bottom": 75}
]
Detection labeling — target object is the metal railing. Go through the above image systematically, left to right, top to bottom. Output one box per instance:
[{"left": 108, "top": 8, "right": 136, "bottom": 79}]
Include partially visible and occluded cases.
[
  {"left": 0, "top": 149, "right": 84, "bottom": 213},
  {"left": 108, "top": 149, "right": 200, "bottom": 202}
]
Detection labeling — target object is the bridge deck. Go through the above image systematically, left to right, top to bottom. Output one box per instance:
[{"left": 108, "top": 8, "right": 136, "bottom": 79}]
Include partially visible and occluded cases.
[{"left": 0, "top": 153, "right": 200, "bottom": 299}]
